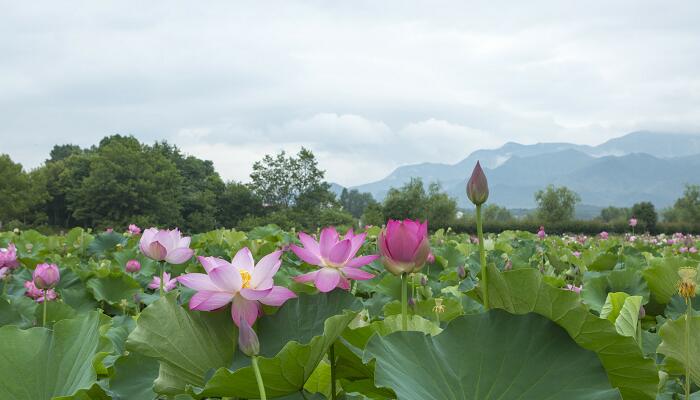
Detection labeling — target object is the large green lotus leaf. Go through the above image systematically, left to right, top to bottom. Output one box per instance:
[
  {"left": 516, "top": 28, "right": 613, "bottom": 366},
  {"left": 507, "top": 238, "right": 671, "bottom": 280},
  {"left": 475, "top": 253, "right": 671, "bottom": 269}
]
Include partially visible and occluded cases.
[
  {"left": 87, "top": 231, "right": 128, "bottom": 257},
  {"left": 589, "top": 253, "right": 620, "bottom": 272},
  {"left": 641, "top": 256, "right": 689, "bottom": 304},
  {"left": 485, "top": 266, "right": 658, "bottom": 400},
  {"left": 581, "top": 269, "right": 649, "bottom": 313},
  {"left": 86, "top": 273, "right": 142, "bottom": 306},
  {"left": 194, "top": 290, "right": 361, "bottom": 399},
  {"left": 125, "top": 292, "right": 236, "bottom": 396},
  {"left": 383, "top": 297, "right": 463, "bottom": 322},
  {"left": 33, "top": 300, "right": 77, "bottom": 327},
  {"left": 364, "top": 310, "right": 621, "bottom": 400},
  {"left": 0, "top": 312, "right": 104, "bottom": 399},
  {"left": 657, "top": 315, "right": 700, "bottom": 384},
  {"left": 108, "top": 352, "right": 159, "bottom": 400}
]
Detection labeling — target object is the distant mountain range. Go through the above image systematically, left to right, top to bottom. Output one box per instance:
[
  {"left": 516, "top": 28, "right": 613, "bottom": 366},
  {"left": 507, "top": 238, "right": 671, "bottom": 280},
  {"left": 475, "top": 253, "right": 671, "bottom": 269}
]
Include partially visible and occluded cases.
[{"left": 333, "top": 131, "right": 700, "bottom": 211}]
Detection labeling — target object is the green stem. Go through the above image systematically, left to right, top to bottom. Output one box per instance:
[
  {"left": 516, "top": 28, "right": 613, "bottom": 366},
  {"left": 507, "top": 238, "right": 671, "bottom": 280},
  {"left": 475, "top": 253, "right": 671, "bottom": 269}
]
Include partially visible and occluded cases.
[
  {"left": 476, "top": 204, "right": 488, "bottom": 310},
  {"left": 159, "top": 262, "right": 164, "bottom": 297},
  {"left": 401, "top": 272, "right": 408, "bottom": 331},
  {"left": 42, "top": 290, "right": 48, "bottom": 327},
  {"left": 686, "top": 298, "right": 692, "bottom": 400},
  {"left": 329, "top": 343, "right": 337, "bottom": 400},
  {"left": 252, "top": 356, "right": 267, "bottom": 400}
]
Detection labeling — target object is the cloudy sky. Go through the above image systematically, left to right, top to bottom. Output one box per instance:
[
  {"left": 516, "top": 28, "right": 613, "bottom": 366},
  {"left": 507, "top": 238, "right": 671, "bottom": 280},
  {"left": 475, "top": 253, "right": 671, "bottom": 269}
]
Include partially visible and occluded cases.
[{"left": 2, "top": 1, "right": 700, "bottom": 186}]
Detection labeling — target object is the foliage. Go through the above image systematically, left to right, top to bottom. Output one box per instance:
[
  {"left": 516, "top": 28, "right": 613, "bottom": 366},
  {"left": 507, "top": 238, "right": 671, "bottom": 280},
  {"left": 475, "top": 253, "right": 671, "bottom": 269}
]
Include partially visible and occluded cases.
[
  {"left": 535, "top": 184, "right": 581, "bottom": 223},
  {"left": 631, "top": 201, "right": 657, "bottom": 232}
]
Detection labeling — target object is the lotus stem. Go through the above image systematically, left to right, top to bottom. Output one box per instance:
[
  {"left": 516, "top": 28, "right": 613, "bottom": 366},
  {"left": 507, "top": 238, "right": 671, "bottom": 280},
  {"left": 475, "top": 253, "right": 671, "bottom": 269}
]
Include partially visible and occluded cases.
[
  {"left": 476, "top": 204, "right": 488, "bottom": 309},
  {"left": 159, "top": 261, "right": 164, "bottom": 297},
  {"left": 401, "top": 272, "right": 408, "bottom": 331},
  {"left": 42, "top": 290, "right": 48, "bottom": 327},
  {"left": 686, "top": 298, "right": 692, "bottom": 399},
  {"left": 329, "top": 343, "right": 337, "bottom": 400},
  {"left": 252, "top": 355, "right": 267, "bottom": 400}
]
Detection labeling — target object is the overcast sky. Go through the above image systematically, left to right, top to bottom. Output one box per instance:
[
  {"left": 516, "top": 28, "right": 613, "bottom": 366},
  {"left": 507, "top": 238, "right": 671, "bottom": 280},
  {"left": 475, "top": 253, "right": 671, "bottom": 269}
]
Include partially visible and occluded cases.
[{"left": 2, "top": 1, "right": 700, "bottom": 186}]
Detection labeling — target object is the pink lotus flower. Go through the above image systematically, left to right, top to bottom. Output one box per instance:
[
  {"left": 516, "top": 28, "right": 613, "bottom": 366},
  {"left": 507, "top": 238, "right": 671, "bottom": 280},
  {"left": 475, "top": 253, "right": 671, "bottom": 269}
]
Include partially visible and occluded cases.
[
  {"left": 466, "top": 161, "right": 489, "bottom": 206},
  {"left": 629, "top": 218, "right": 638, "bottom": 227},
  {"left": 378, "top": 219, "right": 431, "bottom": 275},
  {"left": 128, "top": 224, "right": 141, "bottom": 235},
  {"left": 537, "top": 226, "right": 546, "bottom": 240},
  {"left": 105, "top": 228, "right": 114, "bottom": 233},
  {"left": 139, "top": 228, "right": 194, "bottom": 264},
  {"left": 291, "top": 228, "right": 379, "bottom": 292},
  {"left": 599, "top": 231, "right": 609, "bottom": 240},
  {"left": 0, "top": 243, "right": 19, "bottom": 269},
  {"left": 680, "top": 247, "right": 689, "bottom": 253},
  {"left": 690, "top": 247, "right": 698, "bottom": 254},
  {"left": 177, "top": 248, "right": 296, "bottom": 327},
  {"left": 572, "top": 251, "right": 581, "bottom": 258},
  {"left": 427, "top": 252, "right": 435, "bottom": 264},
  {"left": 125, "top": 259, "right": 141, "bottom": 273},
  {"left": 33, "top": 263, "right": 60, "bottom": 289},
  {"left": 0, "top": 267, "right": 9, "bottom": 279},
  {"left": 148, "top": 272, "right": 178, "bottom": 292},
  {"left": 24, "top": 280, "right": 57, "bottom": 302},
  {"left": 564, "top": 284, "right": 582, "bottom": 294}
]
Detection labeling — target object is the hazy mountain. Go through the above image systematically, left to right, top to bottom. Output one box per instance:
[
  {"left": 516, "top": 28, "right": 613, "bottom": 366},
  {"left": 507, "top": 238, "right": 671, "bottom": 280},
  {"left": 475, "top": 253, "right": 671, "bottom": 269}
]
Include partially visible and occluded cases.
[{"left": 346, "top": 131, "right": 700, "bottom": 210}]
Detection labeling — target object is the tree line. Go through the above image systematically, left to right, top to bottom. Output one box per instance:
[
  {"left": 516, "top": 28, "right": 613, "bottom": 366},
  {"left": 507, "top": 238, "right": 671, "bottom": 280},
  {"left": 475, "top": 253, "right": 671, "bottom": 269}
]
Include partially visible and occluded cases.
[{"left": 1, "top": 134, "right": 699, "bottom": 233}]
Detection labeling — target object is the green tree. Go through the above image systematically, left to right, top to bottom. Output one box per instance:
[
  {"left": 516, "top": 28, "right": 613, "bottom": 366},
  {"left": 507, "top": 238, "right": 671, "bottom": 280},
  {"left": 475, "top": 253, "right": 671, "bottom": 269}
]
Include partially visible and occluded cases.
[
  {"left": 0, "top": 154, "right": 31, "bottom": 226},
  {"left": 382, "top": 178, "right": 428, "bottom": 221},
  {"left": 217, "top": 182, "right": 265, "bottom": 228},
  {"left": 426, "top": 182, "right": 457, "bottom": 228},
  {"left": 664, "top": 184, "right": 700, "bottom": 223},
  {"left": 534, "top": 185, "right": 581, "bottom": 223},
  {"left": 339, "top": 188, "right": 377, "bottom": 218},
  {"left": 630, "top": 201, "right": 657, "bottom": 232},
  {"left": 361, "top": 203, "right": 385, "bottom": 227},
  {"left": 482, "top": 204, "right": 514, "bottom": 223},
  {"left": 599, "top": 206, "right": 630, "bottom": 222}
]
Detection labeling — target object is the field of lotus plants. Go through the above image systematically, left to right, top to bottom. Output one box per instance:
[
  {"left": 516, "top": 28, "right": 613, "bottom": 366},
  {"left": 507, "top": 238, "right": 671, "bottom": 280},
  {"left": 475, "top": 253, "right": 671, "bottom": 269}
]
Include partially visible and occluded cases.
[{"left": 0, "top": 165, "right": 699, "bottom": 400}]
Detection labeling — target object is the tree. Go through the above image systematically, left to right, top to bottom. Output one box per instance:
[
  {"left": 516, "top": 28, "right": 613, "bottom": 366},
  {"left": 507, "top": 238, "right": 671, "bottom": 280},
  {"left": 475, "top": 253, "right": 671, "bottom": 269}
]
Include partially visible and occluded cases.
[
  {"left": 48, "top": 144, "right": 82, "bottom": 163},
  {"left": 249, "top": 148, "right": 331, "bottom": 209},
  {"left": 0, "top": 154, "right": 31, "bottom": 226},
  {"left": 382, "top": 178, "right": 429, "bottom": 220},
  {"left": 217, "top": 182, "right": 265, "bottom": 228},
  {"left": 426, "top": 182, "right": 457, "bottom": 228},
  {"left": 664, "top": 184, "right": 700, "bottom": 223},
  {"left": 534, "top": 185, "right": 581, "bottom": 223},
  {"left": 340, "top": 188, "right": 377, "bottom": 218},
  {"left": 631, "top": 201, "right": 657, "bottom": 232},
  {"left": 361, "top": 203, "right": 385, "bottom": 227},
  {"left": 482, "top": 204, "right": 514, "bottom": 223},
  {"left": 599, "top": 206, "right": 630, "bottom": 222}
]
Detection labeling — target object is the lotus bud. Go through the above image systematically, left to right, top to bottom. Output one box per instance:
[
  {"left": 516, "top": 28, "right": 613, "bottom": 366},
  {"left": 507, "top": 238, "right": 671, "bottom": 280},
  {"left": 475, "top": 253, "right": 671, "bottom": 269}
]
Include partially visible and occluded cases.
[
  {"left": 466, "top": 161, "right": 489, "bottom": 206},
  {"left": 629, "top": 218, "right": 638, "bottom": 227},
  {"left": 378, "top": 219, "right": 430, "bottom": 275},
  {"left": 537, "top": 226, "right": 546, "bottom": 240},
  {"left": 599, "top": 231, "right": 609, "bottom": 240},
  {"left": 427, "top": 252, "right": 435, "bottom": 264},
  {"left": 125, "top": 259, "right": 141, "bottom": 273},
  {"left": 504, "top": 260, "right": 513, "bottom": 271},
  {"left": 33, "top": 263, "right": 60, "bottom": 289},
  {"left": 457, "top": 265, "right": 466, "bottom": 279},
  {"left": 420, "top": 275, "right": 428, "bottom": 286},
  {"left": 638, "top": 305, "right": 646, "bottom": 319},
  {"left": 238, "top": 317, "right": 260, "bottom": 357}
]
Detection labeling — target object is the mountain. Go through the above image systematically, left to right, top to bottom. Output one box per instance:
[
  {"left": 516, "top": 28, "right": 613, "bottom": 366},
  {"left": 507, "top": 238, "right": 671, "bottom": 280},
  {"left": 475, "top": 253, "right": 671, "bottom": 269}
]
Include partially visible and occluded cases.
[{"left": 348, "top": 131, "right": 700, "bottom": 209}]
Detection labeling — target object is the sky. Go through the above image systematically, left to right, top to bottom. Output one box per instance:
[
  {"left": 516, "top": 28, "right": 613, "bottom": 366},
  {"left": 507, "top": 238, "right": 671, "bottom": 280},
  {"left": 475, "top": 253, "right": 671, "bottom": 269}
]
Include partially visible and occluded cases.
[{"left": 2, "top": 1, "right": 700, "bottom": 186}]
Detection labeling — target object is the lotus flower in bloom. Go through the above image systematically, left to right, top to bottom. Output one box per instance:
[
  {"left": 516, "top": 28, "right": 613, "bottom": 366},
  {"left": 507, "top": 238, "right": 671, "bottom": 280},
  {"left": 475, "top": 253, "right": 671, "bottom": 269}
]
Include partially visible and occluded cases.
[
  {"left": 466, "top": 161, "right": 489, "bottom": 206},
  {"left": 629, "top": 218, "right": 638, "bottom": 227},
  {"left": 378, "top": 219, "right": 431, "bottom": 275},
  {"left": 128, "top": 224, "right": 141, "bottom": 235},
  {"left": 537, "top": 226, "right": 546, "bottom": 240},
  {"left": 139, "top": 228, "right": 194, "bottom": 264},
  {"left": 291, "top": 228, "right": 379, "bottom": 292},
  {"left": 599, "top": 231, "right": 609, "bottom": 240},
  {"left": 0, "top": 243, "right": 19, "bottom": 269},
  {"left": 177, "top": 248, "right": 296, "bottom": 327},
  {"left": 572, "top": 251, "right": 581, "bottom": 258},
  {"left": 125, "top": 259, "right": 141, "bottom": 273},
  {"left": 33, "top": 263, "right": 60, "bottom": 289},
  {"left": 148, "top": 272, "right": 178, "bottom": 292},
  {"left": 24, "top": 281, "right": 57, "bottom": 302}
]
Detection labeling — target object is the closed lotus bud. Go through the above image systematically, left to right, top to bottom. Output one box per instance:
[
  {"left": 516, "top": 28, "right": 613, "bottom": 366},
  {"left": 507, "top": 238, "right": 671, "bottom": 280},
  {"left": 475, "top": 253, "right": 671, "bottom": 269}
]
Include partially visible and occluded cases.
[
  {"left": 466, "top": 161, "right": 489, "bottom": 206},
  {"left": 378, "top": 219, "right": 431, "bottom": 275},
  {"left": 427, "top": 252, "right": 435, "bottom": 264},
  {"left": 125, "top": 259, "right": 141, "bottom": 273},
  {"left": 33, "top": 263, "right": 60, "bottom": 289},
  {"left": 457, "top": 265, "right": 466, "bottom": 279},
  {"left": 420, "top": 275, "right": 428, "bottom": 286},
  {"left": 408, "top": 297, "right": 416, "bottom": 307},
  {"left": 638, "top": 305, "right": 646, "bottom": 319},
  {"left": 238, "top": 317, "right": 260, "bottom": 357}
]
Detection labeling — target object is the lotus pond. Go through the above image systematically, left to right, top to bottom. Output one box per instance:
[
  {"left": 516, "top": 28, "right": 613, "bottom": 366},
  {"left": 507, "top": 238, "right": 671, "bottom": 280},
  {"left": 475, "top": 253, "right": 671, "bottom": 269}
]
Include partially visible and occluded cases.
[{"left": 0, "top": 224, "right": 698, "bottom": 400}]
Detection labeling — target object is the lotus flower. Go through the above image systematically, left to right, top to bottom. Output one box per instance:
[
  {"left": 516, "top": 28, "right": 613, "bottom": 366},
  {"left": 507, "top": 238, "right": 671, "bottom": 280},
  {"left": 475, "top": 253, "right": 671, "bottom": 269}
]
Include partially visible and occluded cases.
[
  {"left": 466, "top": 161, "right": 489, "bottom": 206},
  {"left": 629, "top": 218, "right": 638, "bottom": 227},
  {"left": 378, "top": 219, "right": 431, "bottom": 275},
  {"left": 128, "top": 224, "right": 141, "bottom": 235},
  {"left": 537, "top": 226, "right": 546, "bottom": 240},
  {"left": 139, "top": 228, "right": 194, "bottom": 264},
  {"left": 291, "top": 228, "right": 379, "bottom": 292},
  {"left": 599, "top": 231, "right": 609, "bottom": 240},
  {"left": 0, "top": 243, "right": 19, "bottom": 269},
  {"left": 690, "top": 247, "right": 698, "bottom": 254},
  {"left": 177, "top": 248, "right": 296, "bottom": 327},
  {"left": 572, "top": 251, "right": 581, "bottom": 258},
  {"left": 125, "top": 259, "right": 141, "bottom": 273},
  {"left": 33, "top": 263, "right": 60, "bottom": 289},
  {"left": 148, "top": 272, "right": 178, "bottom": 292},
  {"left": 24, "top": 280, "right": 57, "bottom": 302},
  {"left": 564, "top": 284, "right": 582, "bottom": 294},
  {"left": 238, "top": 317, "right": 260, "bottom": 357}
]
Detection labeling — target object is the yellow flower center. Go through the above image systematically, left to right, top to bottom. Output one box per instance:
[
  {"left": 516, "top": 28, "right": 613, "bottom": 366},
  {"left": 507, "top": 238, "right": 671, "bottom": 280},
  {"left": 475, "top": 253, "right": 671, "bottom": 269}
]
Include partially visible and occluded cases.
[{"left": 240, "top": 270, "right": 252, "bottom": 289}]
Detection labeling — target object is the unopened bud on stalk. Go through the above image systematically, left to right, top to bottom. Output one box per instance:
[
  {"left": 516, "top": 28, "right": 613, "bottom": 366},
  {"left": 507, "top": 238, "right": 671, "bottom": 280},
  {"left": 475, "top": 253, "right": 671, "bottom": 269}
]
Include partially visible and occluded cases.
[
  {"left": 466, "top": 161, "right": 489, "bottom": 206},
  {"left": 457, "top": 265, "right": 466, "bottom": 279},
  {"left": 238, "top": 317, "right": 260, "bottom": 357}
]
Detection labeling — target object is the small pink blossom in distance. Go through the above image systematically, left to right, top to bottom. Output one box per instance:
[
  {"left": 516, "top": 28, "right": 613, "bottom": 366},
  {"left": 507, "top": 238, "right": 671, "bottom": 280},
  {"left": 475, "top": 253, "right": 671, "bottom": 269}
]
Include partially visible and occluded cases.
[
  {"left": 629, "top": 218, "right": 638, "bottom": 227},
  {"left": 128, "top": 224, "right": 141, "bottom": 235},
  {"left": 537, "top": 226, "right": 546, "bottom": 240},
  {"left": 291, "top": 227, "right": 379, "bottom": 292},
  {"left": 105, "top": 228, "right": 113, "bottom": 233},
  {"left": 139, "top": 228, "right": 194, "bottom": 264},
  {"left": 599, "top": 231, "right": 609, "bottom": 240},
  {"left": 629, "top": 235, "right": 637, "bottom": 242},
  {"left": 667, "top": 239, "right": 676, "bottom": 245},
  {"left": 0, "top": 243, "right": 19, "bottom": 269},
  {"left": 680, "top": 247, "right": 689, "bottom": 253},
  {"left": 691, "top": 247, "right": 698, "bottom": 254},
  {"left": 177, "top": 248, "right": 296, "bottom": 327},
  {"left": 572, "top": 251, "right": 581, "bottom": 258},
  {"left": 427, "top": 252, "right": 435, "bottom": 264},
  {"left": 125, "top": 259, "right": 141, "bottom": 273},
  {"left": 0, "top": 267, "right": 9, "bottom": 279},
  {"left": 148, "top": 272, "right": 178, "bottom": 292},
  {"left": 564, "top": 284, "right": 582, "bottom": 294}
]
